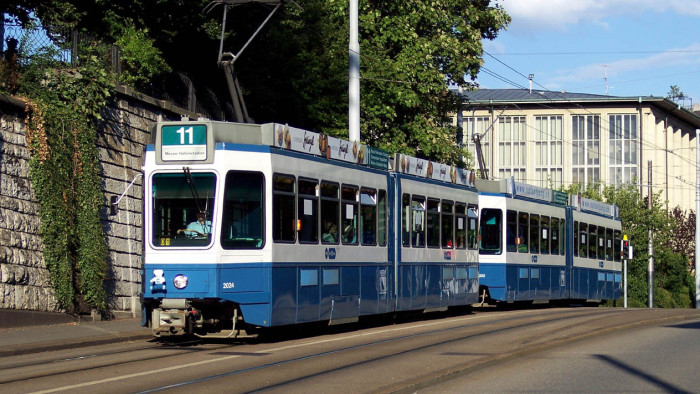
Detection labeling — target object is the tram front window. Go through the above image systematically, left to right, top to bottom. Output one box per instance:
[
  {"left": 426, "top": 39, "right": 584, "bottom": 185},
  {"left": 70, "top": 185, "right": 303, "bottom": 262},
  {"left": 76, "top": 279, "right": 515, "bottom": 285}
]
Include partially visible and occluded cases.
[
  {"left": 151, "top": 172, "right": 216, "bottom": 247},
  {"left": 479, "top": 209, "right": 502, "bottom": 255}
]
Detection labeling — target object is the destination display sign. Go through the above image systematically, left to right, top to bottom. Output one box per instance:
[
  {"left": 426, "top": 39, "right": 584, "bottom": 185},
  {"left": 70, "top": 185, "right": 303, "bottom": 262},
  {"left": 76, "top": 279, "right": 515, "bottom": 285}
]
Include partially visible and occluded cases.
[{"left": 161, "top": 124, "right": 207, "bottom": 162}]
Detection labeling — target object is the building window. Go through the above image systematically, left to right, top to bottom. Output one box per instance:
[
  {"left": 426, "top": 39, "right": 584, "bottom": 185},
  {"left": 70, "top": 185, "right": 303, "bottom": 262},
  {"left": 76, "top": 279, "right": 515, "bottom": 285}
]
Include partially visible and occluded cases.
[
  {"left": 609, "top": 114, "right": 638, "bottom": 185},
  {"left": 534, "top": 115, "right": 563, "bottom": 188},
  {"left": 571, "top": 115, "right": 600, "bottom": 187},
  {"left": 464, "top": 116, "right": 491, "bottom": 178},
  {"left": 498, "top": 116, "right": 526, "bottom": 181}
]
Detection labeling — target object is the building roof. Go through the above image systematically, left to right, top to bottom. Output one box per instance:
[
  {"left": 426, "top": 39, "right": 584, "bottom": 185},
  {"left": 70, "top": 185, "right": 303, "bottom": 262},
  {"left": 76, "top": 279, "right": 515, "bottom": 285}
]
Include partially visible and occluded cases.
[
  {"left": 456, "top": 88, "right": 700, "bottom": 129},
  {"left": 459, "top": 88, "right": 612, "bottom": 102}
]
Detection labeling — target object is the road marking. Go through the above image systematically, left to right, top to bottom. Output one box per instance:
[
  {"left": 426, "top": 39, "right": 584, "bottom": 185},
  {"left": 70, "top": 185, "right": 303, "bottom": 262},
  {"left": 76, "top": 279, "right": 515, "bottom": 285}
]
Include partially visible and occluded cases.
[{"left": 30, "top": 310, "right": 534, "bottom": 393}]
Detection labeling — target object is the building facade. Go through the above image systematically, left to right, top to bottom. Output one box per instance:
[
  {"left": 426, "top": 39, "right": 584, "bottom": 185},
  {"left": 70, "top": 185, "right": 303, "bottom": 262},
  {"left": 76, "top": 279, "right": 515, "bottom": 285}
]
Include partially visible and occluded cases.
[{"left": 457, "top": 89, "right": 700, "bottom": 212}]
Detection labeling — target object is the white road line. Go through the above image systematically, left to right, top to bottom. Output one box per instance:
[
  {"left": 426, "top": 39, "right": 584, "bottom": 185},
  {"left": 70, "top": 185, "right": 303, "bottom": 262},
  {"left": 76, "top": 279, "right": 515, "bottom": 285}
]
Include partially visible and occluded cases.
[{"left": 31, "top": 311, "right": 523, "bottom": 393}]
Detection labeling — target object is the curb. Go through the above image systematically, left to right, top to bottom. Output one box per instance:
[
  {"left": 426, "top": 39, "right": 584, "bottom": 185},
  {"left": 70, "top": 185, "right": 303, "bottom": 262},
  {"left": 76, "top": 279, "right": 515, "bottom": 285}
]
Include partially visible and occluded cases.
[{"left": 0, "top": 331, "right": 154, "bottom": 358}]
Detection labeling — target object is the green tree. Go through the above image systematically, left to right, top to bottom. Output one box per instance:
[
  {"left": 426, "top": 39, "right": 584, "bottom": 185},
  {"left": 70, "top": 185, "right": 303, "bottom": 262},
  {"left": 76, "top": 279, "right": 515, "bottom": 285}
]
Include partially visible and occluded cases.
[
  {"left": 4, "top": 0, "right": 509, "bottom": 164},
  {"left": 667, "top": 85, "right": 685, "bottom": 101},
  {"left": 601, "top": 184, "right": 694, "bottom": 307}
]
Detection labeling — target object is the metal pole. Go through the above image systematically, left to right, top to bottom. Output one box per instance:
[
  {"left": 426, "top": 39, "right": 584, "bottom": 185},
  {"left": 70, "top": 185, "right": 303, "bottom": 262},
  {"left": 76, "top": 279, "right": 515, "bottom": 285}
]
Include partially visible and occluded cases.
[
  {"left": 349, "top": 0, "right": 360, "bottom": 143},
  {"left": 696, "top": 129, "right": 700, "bottom": 309},
  {"left": 648, "top": 161, "right": 654, "bottom": 308},
  {"left": 624, "top": 255, "right": 628, "bottom": 308},
  {"left": 624, "top": 258, "right": 628, "bottom": 308}
]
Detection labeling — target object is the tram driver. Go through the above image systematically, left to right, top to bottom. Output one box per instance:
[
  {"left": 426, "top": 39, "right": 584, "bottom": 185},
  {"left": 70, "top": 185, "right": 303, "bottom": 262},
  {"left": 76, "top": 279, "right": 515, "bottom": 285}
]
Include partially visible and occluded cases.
[{"left": 178, "top": 211, "right": 212, "bottom": 238}]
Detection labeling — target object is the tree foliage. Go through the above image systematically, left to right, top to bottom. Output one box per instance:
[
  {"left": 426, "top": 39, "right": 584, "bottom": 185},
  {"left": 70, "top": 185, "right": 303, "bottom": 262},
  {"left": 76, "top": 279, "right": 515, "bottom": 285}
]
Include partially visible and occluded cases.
[
  {"left": 4, "top": 0, "right": 509, "bottom": 164},
  {"left": 20, "top": 44, "right": 112, "bottom": 313}
]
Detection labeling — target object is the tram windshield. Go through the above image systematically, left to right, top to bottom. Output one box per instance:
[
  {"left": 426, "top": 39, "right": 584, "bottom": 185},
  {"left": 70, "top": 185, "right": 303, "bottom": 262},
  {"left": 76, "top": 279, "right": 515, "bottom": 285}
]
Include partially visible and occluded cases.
[
  {"left": 151, "top": 172, "right": 216, "bottom": 247},
  {"left": 479, "top": 208, "right": 502, "bottom": 255}
]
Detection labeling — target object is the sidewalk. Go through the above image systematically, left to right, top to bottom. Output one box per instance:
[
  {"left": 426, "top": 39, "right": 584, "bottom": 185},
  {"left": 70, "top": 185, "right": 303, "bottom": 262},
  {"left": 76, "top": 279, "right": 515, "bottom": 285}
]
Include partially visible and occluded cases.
[{"left": 0, "top": 310, "right": 153, "bottom": 357}]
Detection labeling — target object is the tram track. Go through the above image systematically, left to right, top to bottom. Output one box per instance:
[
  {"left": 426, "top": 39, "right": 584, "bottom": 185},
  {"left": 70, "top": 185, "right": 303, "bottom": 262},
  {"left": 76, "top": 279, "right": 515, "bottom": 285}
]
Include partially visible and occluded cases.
[
  {"left": 3, "top": 308, "right": 697, "bottom": 394},
  {"left": 135, "top": 308, "right": 634, "bottom": 393},
  {"left": 0, "top": 340, "right": 235, "bottom": 385}
]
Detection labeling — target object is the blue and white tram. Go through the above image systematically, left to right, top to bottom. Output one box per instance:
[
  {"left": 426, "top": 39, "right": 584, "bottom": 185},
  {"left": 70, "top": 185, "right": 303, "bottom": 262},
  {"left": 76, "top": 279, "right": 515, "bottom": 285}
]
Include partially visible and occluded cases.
[
  {"left": 141, "top": 120, "right": 481, "bottom": 336},
  {"left": 393, "top": 155, "right": 480, "bottom": 311},
  {"left": 476, "top": 179, "right": 569, "bottom": 302},
  {"left": 476, "top": 179, "right": 622, "bottom": 304},
  {"left": 568, "top": 196, "right": 623, "bottom": 301}
]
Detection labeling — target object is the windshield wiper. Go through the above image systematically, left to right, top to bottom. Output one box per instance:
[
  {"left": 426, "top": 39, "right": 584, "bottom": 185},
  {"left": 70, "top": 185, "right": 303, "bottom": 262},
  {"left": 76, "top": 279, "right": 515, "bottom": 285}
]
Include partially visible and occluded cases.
[{"left": 183, "top": 167, "right": 205, "bottom": 214}]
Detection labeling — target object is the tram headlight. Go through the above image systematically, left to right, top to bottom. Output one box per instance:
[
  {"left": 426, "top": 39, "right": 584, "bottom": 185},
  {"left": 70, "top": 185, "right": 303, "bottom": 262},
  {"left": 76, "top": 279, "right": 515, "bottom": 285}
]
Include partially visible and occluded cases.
[{"left": 173, "top": 274, "right": 188, "bottom": 289}]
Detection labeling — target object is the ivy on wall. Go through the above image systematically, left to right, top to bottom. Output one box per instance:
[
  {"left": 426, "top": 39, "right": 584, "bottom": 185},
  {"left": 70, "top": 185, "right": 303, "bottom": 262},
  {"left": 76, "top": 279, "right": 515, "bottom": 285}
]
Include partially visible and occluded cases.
[{"left": 19, "top": 44, "right": 113, "bottom": 313}]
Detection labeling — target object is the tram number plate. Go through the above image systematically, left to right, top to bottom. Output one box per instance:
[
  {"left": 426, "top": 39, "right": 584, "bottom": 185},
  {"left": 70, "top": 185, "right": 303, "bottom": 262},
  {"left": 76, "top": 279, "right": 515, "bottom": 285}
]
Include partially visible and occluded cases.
[{"left": 222, "top": 282, "right": 235, "bottom": 289}]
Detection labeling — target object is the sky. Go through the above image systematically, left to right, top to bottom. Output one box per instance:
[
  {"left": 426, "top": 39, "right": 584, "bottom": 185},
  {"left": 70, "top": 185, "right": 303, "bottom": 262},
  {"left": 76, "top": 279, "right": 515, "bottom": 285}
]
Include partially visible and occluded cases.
[{"left": 478, "top": 0, "right": 700, "bottom": 108}]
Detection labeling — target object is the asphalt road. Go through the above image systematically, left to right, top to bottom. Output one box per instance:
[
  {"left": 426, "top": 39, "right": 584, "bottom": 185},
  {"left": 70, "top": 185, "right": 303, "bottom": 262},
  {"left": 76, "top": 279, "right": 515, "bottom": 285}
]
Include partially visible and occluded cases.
[
  {"left": 0, "top": 307, "right": 698, "bottom": 393},
  {"left": 426, "top": 317, "right": 700, "bottom": 393}
]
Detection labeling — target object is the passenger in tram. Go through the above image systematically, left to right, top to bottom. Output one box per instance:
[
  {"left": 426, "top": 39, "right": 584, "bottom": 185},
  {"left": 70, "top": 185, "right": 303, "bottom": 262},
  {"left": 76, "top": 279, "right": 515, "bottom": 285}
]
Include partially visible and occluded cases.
[
  {"left": 178, "top": 211, "right": 212, "bottom": 238},
  {"left": 322, "top": 220, "right": 338, "bottom": 243},
  {"left": 342, "top": 224, "right": 356, "bottom": 243},
  {"left": 456, "top": 232, "right": 465, "bottom": 248}
]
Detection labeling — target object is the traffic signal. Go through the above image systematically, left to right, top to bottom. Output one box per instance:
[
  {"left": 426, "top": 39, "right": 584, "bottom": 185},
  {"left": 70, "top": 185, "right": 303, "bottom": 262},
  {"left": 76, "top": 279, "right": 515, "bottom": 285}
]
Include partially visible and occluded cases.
[{"left": 622, "top": 235, "right": 630, "bottom": 259}]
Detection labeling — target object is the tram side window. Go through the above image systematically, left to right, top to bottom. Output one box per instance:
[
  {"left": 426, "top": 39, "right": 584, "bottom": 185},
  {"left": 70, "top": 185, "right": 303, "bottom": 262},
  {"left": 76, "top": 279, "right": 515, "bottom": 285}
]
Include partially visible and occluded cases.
[
  {"left": 221, "top": 171, "right": 264, "bottom": 249},
  {"left": 273, "top": 174, "right": 296, "bottom": 242},
  {"left": 298, "top": 179, "right": 318, "bottom": 243},
  {"left": 321, "top": 182, "right": 340, "bottom": 244},
  {"left": 341, "top": 185, "right": 358, "bottom": 244},
  {"left": 360, "top": 188, "right": 377, "bottom": 245},
  {"left": 378, "top": 190, "right": 387, "bottom": 246},
  {"left": 402, "top": 194, "right": 411, "bottom": 247},
  {"left": 411, "top": 196, "right": 426, "bottom": 247},
  {"left": 427, "top": 199, "right": 440, "bottom": 248},
  {"left": 441, "top": 200, "right": 454, "bottom": 248},
  {"left": 455, "top": 203, "right": 467, "bottom": 249},
  {"left": 467, "top": 204, "right": 479, "bottom": 250},
  {"left": 479, "top": 209, "right": 502, "bottom": 255},
  {"left": 506, "top": 210, "right": 517, "bottom": 252},
  {"left": 518, "top": 212, "right": 529, "bottom": 253},
  {"left": 530, "top": 214, "right": 540, "bottom": 254},
  {"left": 540, "top": 216, "right": 550, "bottom": 254},
  {"left": 551, "top": 217, "right": 560, "bottom": 255},
  {"left": 560, "top": 219, "right": 566, "bottom": 255},
  {"left": 573, "top": 221, "right": 579, "bottom": 257},
  {"left": 578, "top": 222, "right": 588, "bottom": 258},
  {"left": 588, "top": 225, "right": 597, "bottom": 259},
  {"left": 597, "top": 227, "right": 605, "bottom": 260},
  {"left": 605, "top": 228, "right": 613, "bottom": 261},
  {"left": 613, "top": 230, "right": 622, "bottom": 262}
]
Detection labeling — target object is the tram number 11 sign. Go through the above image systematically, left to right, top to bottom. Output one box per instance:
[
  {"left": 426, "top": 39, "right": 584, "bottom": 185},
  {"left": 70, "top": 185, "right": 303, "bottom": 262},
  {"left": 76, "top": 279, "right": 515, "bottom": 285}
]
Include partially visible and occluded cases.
[{"left": 161, "top": 125, "right": 207, "bottom": 161}]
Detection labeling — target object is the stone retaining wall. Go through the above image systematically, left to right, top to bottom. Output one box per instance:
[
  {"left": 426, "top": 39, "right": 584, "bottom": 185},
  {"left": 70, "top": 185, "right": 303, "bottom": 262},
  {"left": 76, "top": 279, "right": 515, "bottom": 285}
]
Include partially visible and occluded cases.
[{"left": 0, "top": 87, "right": 198, "bottom": 317}]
